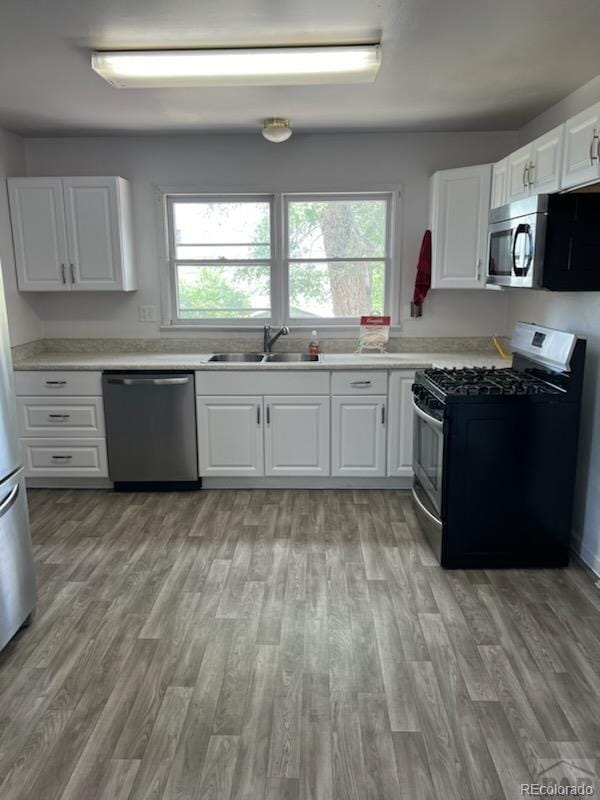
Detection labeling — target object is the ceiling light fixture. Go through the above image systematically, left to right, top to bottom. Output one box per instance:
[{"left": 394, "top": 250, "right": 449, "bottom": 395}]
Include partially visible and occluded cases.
[
  {"left": 91, "top": 45, "right": 381, "bottom": 88},
  {"left": 262, "top": 118, "right": 292, "bottom": 143}
]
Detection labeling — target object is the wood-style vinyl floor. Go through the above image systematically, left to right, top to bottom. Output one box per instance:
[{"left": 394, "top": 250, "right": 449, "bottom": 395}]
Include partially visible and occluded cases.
[{"left": 0, "top": 488, "right": 599, "bottom": 800}]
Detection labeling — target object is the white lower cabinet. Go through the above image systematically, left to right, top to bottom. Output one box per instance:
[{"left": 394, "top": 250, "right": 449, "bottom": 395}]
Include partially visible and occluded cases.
[
  {"left": 15, "top": 371, "right": 108, "bottom": 481},
  {"left": 387, "top": 371, "right": 416, "bottom": 477},
  {"left": 197, "top": 396, "right": 263, "bottom": 477},
  {"left": 264, "top": 396, "right": 330, "bottom": 476},
  {"left": 332, "top": 396, "right": 387, "bottom": 477},
  {"left": 21, "top": 438, "right": 108, "bottom": 477}
]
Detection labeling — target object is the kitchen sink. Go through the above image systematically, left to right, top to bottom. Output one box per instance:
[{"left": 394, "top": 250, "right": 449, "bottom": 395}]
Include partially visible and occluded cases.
[
  {"left": 208, "top": 353, "right": 264, "bottom": 362},
  {"left": 263, "top": 353, "right": 321, "bottom": 362}
]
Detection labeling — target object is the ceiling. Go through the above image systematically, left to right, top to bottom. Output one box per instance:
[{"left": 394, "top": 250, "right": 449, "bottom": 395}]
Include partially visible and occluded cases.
[{"left": 2, "top": 0, "right": 600, "bottom": 136}]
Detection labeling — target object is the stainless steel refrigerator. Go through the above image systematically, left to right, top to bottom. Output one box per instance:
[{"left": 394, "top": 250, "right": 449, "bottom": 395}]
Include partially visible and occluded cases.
[{"left": 0, "top": 261, "right": 36, "bottom": 652}]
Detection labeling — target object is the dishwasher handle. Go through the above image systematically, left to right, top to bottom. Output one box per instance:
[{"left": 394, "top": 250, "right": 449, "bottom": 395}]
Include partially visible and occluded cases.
[{"left": 106, "top": 377, "right": 190, "bottom": 386}]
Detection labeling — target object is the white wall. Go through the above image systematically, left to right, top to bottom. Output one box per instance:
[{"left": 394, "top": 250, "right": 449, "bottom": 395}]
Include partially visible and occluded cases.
[
  {"left": 518, "top": 73, "right": 600, "bottom": 144},
  {"left": 507, "top": 76, "right": 600, "bottom": 573},
  {"left": 0, "top": 128, "right": 42, "bottom": 346},
  {"left": 24, "top": 131, "right": 516, "bottom": 339}
]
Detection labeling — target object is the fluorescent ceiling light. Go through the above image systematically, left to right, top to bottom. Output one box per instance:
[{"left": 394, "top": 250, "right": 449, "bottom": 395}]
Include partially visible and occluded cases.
[{"left": 91, "top": 45, "right": 381, "bottom": 88}]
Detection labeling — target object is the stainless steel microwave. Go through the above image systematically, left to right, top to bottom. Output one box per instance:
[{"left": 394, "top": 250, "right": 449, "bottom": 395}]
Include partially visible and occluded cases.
[
  {"left": 487, "top": 193, "right": 600, "bottom": 291},
  {"left": 487, "top": 195, "right": 548, "bottom": 289}
]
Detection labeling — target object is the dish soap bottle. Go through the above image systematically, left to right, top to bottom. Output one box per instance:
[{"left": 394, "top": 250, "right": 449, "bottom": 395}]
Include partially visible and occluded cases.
[{"left": 308, "top": 330, "right": 320, "bottom": 356}]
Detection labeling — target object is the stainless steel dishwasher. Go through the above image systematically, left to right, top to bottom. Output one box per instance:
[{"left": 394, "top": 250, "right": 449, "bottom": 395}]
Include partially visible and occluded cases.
[{"left": 102, "top": 372, "right": 200, "bottom": 490}]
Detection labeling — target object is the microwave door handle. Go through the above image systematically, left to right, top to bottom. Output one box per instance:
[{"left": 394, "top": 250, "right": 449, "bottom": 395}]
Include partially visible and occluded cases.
[{"left": 512, "top": 224, "right": 531, "bottom": 277}]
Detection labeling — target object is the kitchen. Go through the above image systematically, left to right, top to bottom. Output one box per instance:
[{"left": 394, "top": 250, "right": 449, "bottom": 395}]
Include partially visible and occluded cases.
[{"left": 1, "top": 2, "right": 600, "bottom": 798}]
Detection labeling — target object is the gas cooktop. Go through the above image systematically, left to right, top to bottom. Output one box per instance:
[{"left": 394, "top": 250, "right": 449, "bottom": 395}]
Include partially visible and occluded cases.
[{"left": 421, "top": 366, "right": 563, "bottom": 397}]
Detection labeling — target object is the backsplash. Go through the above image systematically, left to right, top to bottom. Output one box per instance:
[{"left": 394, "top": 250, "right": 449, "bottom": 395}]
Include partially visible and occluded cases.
[{"left": 12, "top": 335, "right": 499, "bottom": 361}]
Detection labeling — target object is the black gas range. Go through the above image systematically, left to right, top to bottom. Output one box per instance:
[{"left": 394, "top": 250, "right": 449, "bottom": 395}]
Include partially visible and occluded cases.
[{"left": 411, "top": 323, "right": 585, "bottom": 569}]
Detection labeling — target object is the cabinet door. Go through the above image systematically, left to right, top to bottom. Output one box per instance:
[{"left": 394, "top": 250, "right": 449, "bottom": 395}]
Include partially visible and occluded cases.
[
  {"left": 561, "top": 102, "right": 600, "bottom": 190},
  {"left": 530, "top": 124, "right": 564, "bottom": 195},
  {"left": 506, "top": 144, "right": 533, "bottom": 202},
  {"left": 490, "top": 159, "right": 508, "bottom": 210},
  {"left": 430, "top": 164, "right": 491, "bottom": 289},
  {"left": 63, "top": 177, "right": 126, "bottom": 291},
  {"left": 7, "top": 178, "right": 69, "bottom": 291},
  {"left": 386, "top": 371, "right": 415, "bottom": 477},
  {"left": 197, "top": 396, "right": 263, "bottom": 476},
  {"left": 264, "top": 396, "right": 330, "bottom": 476},
  {"left": 332, "top": 396, "right": 386, "bottom": 477}
]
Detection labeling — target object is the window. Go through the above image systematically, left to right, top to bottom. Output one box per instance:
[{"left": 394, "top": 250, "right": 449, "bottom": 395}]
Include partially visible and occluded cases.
[
  {"left": 166, "top": 192, "right": 393, "bottom": 325},
  {"left": 168, "top": 196, "right": 273, "bottom": 320},
  {"left": 286, "top": 196, "right": 389, "bottom": 320}
]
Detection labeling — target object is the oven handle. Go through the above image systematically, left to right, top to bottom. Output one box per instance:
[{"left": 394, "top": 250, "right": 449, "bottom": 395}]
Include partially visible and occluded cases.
[
  {"left": 412, "top": 398, "right": 444, "bottom": 430},
  {"left": 412, "top": 487, "right": 442, "bottom": 529}
]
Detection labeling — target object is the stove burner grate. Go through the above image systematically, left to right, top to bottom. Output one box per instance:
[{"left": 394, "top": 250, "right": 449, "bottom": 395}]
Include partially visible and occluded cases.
[{"left": 423, "top": 366, "right": 562, "bottom": 397}]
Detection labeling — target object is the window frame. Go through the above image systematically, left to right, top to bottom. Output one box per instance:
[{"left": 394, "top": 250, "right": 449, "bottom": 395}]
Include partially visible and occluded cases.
[
  {"left": 163, "top": 189, "right": 397, "bottom": 329},
  {"left": 283, "top": 192, "right": 393, "bottom": 326},
  {"left": 166, "top": 193, "right": 276, "bottom": 326}
]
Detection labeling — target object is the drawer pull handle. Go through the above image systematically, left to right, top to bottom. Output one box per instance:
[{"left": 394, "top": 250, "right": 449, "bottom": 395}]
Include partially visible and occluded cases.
[
  {"left": 45, "top": 380, "right": 67, "bottom": 387},
  {"left": 350, "top": 380, "right": 372, "bottom": 387},
  {"left": 381, "top": 404, "right": 386, "bottom": 425},
  {"left": 48, "top": 414, "right": 71, "bottom": 420},
  {"left": 51, "top": 455, "right": 73, "bottom": 461}
]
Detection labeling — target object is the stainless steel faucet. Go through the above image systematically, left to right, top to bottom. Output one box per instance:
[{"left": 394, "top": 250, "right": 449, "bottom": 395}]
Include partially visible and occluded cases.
[{"left": 263, "top": 325, "right": 290, "bottom": 353}]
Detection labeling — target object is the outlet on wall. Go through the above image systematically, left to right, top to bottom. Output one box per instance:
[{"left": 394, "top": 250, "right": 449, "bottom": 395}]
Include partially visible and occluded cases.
[{"left": 139, "top": 305, "right": 157, "bottom": 323}]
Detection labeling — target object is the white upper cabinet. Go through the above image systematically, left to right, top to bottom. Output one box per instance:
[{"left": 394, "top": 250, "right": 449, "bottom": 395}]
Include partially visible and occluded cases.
[
  {"left": 561, "top": 102, "right": 600, "bottom": 190},
  {"left": 499, "top": 124, "right": 565, "bottom": 205},
  {"left": 529, "top": 125, "right": 564, "bottom": 194},
  {"left": 506, "top": 144, "right": 534, "bottom": 203},
  {"left": 490, "top": 159, "right": 508, "bottom": 210},
  {"left": 430, "top": 164, "right": 491, "bottom": 290},
  {"left": 8, "top": 177, "right": 136, "bottom": 292},
  {"left": 63, "top": 178, "right": 135, "bottom": 291},
  {"left": 7, "top": 179, "right": 69, "bottom": 290}
]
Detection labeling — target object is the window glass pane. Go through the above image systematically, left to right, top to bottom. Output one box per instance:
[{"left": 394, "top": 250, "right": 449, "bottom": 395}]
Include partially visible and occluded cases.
[
  {"left": 288, "top": 199, "right": 387, "bottom": 259},
  {"left": 173, "top": 201, "right": 271, "bottom": 260},
  {"left": 288, "top": 261, "right": 385, "bottom": 318},
  {"left": 177, "top": 265, "right": 271, "bottom": 319}
]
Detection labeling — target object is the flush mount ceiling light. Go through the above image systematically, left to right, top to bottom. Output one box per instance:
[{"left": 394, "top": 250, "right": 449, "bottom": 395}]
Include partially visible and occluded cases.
[
  {"left": 90, "top": 45, "right": 381, "bottom": 88},
  {"left": 262, "top": 118, "right": 292, "bottom": 143}
]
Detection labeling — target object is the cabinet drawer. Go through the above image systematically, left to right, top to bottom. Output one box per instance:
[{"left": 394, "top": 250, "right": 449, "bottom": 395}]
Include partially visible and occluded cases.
[
  {"left": 195, "top": 370, "right": 330, "bottom": 396},
  {"left": 14, "top": 371, "right": 102, "bottom": 396},
  {"left": 331, "top": 371, "right": 388, "bottom": 395},
  {"left": 16, "top": 397, "right": 105, "bottom": 438},
  {"left": 22, "top": 438, "right": 108, "bottom": 477}
]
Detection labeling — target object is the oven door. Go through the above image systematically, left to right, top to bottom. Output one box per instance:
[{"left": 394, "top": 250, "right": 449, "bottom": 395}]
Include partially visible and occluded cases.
[
  {"left": 487, "top": 213, "right": 541, "bottom": 288},
  {"left": 412, "top": 398, "right": 444, "bottom": 516}
]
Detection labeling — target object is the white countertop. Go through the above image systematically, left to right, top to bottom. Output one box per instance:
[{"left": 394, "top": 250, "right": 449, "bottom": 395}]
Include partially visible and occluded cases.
[{"left": 12, "top": 351, "right": 511, "bottom": 371}]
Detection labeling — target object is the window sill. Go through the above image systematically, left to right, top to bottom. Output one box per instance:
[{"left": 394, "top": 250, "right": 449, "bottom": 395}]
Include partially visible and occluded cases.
[{"left": 159, "top": 323, "right": 403, "bottom": 336}]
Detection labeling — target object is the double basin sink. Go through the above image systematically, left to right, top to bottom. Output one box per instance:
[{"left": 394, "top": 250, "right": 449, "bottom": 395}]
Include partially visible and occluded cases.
[{"left": 208, "top": 352, "right": 321, "bottom": 363}]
